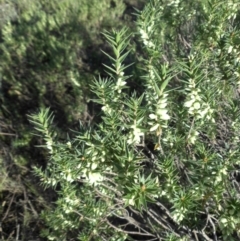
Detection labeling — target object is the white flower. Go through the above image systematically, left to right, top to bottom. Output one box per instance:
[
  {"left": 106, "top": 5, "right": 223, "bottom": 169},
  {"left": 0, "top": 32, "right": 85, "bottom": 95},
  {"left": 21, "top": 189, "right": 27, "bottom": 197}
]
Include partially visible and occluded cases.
[
  {"left": 147, "top": 22, "right": 154, "bottom": 32},
  {"left": 139, "top": 29, "right": 148, "bottom": 40},
  {"left": 147, "top": 41, "right": 155, "bottom": 48},
  {"left": 228, "top": 45, "right": 233, "bottom": 54},
  {"left": 149, "top": 69, "right": 155, "bottom": 79},
  {"left": 115, "top": 78, "right": 127, "bottom": 93},
  {"left": 116, "top": 78, "right": 126, "bottom": 87},
  {"left": 184, "top": 80, "right": 214, "bottom": 121},
  {"left": 161, "top": 93, "right": 169, "bottom": 99},
  {"left": 184, "top": 99, "right": 195, "bottom": 108},
  {"left": 193, "top": 101, "right": 200, "bottom": 109},
  {"left": 159, "top": 102, "right": 168, "bottom": 108},
  {"left": 102, "top": 104, "right": 112, "bottom": 114},
  {"left": 156, "top": 108, "right": 170, "bottom": 120},
  {"left": 198, "top": 108, "right": 208, "bottom": 118},
  {"left": 149, "top": 113, "right": 157, "bottom": 120},
  {"left": 150, "top": 123, "right": 160, "bottom": 132},
  {"left": 127, "top": 125, "right": 144, "bottom": 144},
  {"left": 133, "top": 127, "right": 144, "bottom": 141},
  {"left": 188, "top": 130, "right": 199, "bottom": 144},
  {"left": 46, "top": 140, "right": 53, "bottom": 152},
  {"left": 66, "top": 141, "right": 71, "bottom": 148},
  {"left": 91, "top": 163, "right": 98, "bottom": 170},
  {"left": 88, "top": 172, "right": 103, "bottom": 185},
  {"left": 66, "top": 173, "right": 74, "bottom": 183},
  {"left": 124, "top": 196, "right": 135, "bottom": 206},
  {"left": 129, "top": 197, "right": 135, "bottom": 206},
  {"left": 172, "top": 211, "right": 185, "bottom": 223}
]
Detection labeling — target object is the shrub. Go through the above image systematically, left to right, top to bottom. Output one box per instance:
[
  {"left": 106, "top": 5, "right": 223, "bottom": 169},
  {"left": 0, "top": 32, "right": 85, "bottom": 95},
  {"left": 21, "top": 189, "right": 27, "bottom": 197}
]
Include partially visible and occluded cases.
[
  {"left": 0, "top": 0, "right": 135, "bottom": 239},
  {"left": 30, "top": 0, "right": 240, "bottom": 240}
]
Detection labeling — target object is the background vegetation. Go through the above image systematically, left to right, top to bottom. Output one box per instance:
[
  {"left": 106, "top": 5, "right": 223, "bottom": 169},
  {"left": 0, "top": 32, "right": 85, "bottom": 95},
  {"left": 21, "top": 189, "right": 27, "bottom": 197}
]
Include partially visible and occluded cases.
[{"left": 0, "top": 0, "right": 145, "bottom": 240}]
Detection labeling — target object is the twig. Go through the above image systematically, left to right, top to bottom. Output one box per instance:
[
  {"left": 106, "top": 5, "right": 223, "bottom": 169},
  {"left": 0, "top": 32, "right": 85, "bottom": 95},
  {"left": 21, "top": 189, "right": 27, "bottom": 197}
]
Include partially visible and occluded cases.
[
  {"left": 0, "top": 132, "right": 16, "bottom": 136},
  {"left": 100, "top": 182, "right": 122, "bottom": 197},
  {"left": 23, "top": 185, "right": 38, "bottom": 218},
  {"left": 94, "top": 188, "right": 124, "bottom": 205},
  {"left": 1, "top": 193, "right": 15, "bottom": 222},
  {"left": 155, "top": 201, "right": 174, "bottom": 220},
  {"left": 109, "top": 205, "right": 155, "bottom": 236},
  {"left": 147, "top": 208, "right": 179, "bottom": 236},
  {"left": 205, "top": 208, "right": 218, "bottom": 241},
  {"left": 71, "top": 210, "right": 96, "bottom": 222},
  {"left": 145, "top": 215, "right": 162, "bottom": 240},
  {"left": 208, "top": 216, "right": 217, "bottom": 241},
  {"left": 106, "top": 218, "right": 156, "bottom": 237},
  {"left": 16, "top": 224, "right": 20, "bottom": 241},
  {"left": 194, "top": 229, "right": 213, "bottom": 241},
  {"left": 193, "top": 230, "right": 200, "bottom": 241}
]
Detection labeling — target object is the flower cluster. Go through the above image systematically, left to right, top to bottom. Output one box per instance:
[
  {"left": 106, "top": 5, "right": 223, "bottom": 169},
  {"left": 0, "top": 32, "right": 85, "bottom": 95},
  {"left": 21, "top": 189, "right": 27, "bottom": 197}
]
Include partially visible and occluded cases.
[
  {"left": 167, "top": 0, "right": 180, "bottom": 7},
  {"left": 139, "top": 22, "right": 155, "bottom": 49},
  {"left": 145, "top": 67, "right": 158, "bottom": 104},
  {"left": 115, "top": 71, "right": 126, "bottom": 94},
  {"left": 234, "top": 71, "right": 240, "bottom": 88},
  {"left": 184, "top": 78, "right": 214, "bottom": 123},
  {"left": 149, "top": 93, "right": 170, "bottom": 132},
  {"left": 102, "top": 104, "right": 112, "bottom": 115},
  {"left": 127, "top": 123, "right": 144, "bottom": 144},
  {"left": 187, "top": 130, "right": 199, "bottom": 145},
  {"left": 79, "top": 161, "right": 104, "bottom": 186},
  {"left": 214, "top": 166, "right": 228, "bottom": 185},
  {"left": 172, "top": 208, "right": 186, "bottom": 223}
]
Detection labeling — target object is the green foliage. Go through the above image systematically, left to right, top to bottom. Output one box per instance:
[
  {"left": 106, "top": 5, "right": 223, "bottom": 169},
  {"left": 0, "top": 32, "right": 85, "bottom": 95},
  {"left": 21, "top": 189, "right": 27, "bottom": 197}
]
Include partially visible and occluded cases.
[
  {"left": 0, "top": 0, "right": 140, "bottom": 239},
  {"left": 0, "top": 0, "right": 127, "bottom": 121},
  {"left": 0, "top": 0, "right": 134, "bottom": 181},
  {"left": 29, "top": 0, "right": 240, "bottom": 240},
  {"left": 0, "top": 2, "right": 18, "bottom": 27}
]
